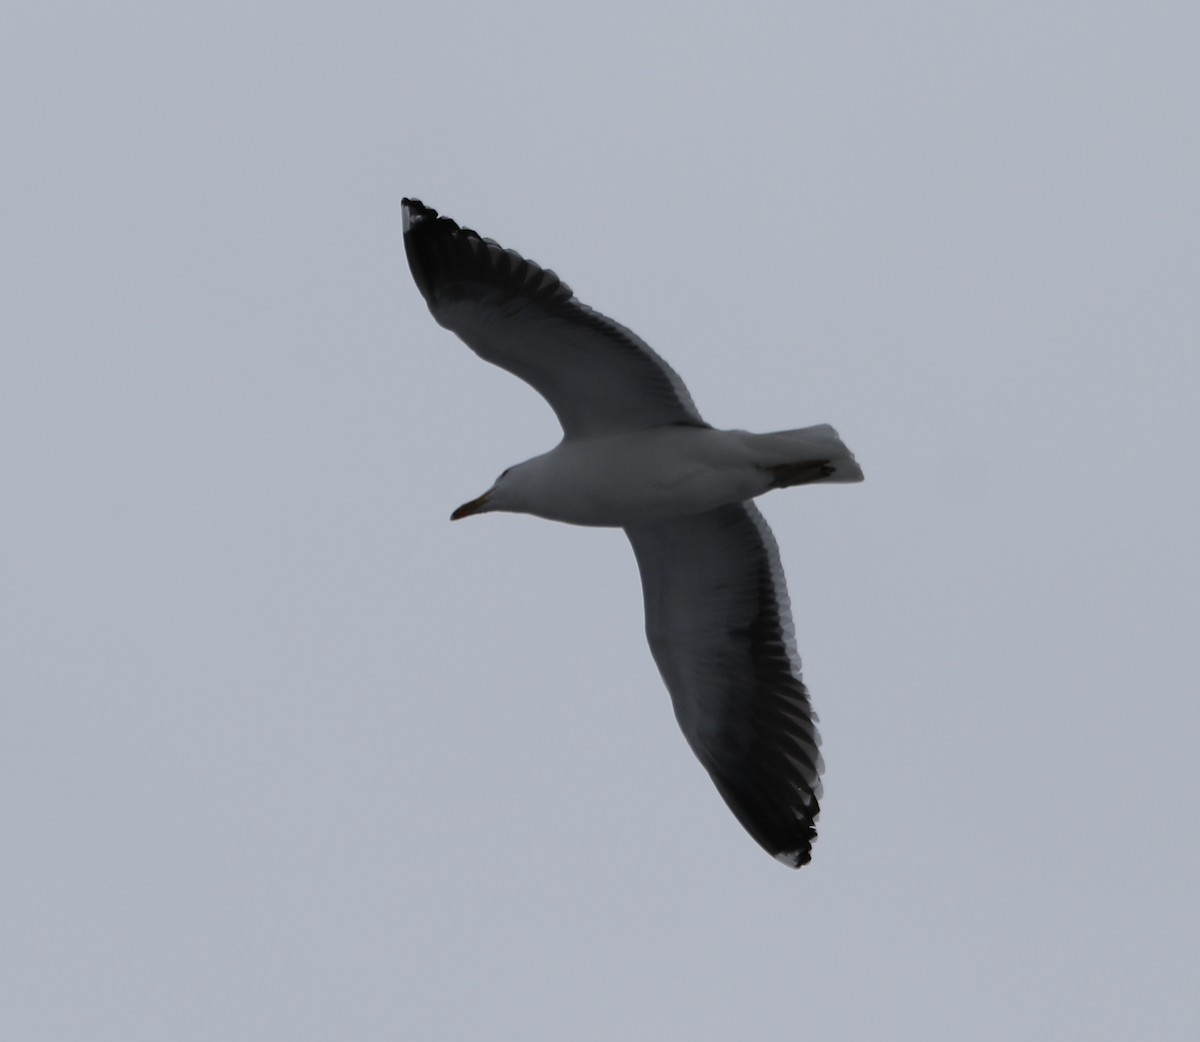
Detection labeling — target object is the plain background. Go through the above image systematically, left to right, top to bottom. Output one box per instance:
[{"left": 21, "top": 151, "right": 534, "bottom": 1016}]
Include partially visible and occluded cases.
[{"left": 3, "top": 2, "right": 1198, "bottom": 1039}]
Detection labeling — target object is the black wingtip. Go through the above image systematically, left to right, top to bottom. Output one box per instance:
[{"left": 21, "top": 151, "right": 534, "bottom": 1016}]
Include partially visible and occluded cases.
[
  {"left": 401, "top": 197, "right": 438, "bottom": 234},
  {"left": 401, "top": 198, "right": 574, "bottom": 312},
  {"left": 401, "top": 198, "right": 459, "bottom": 305},
  {"left": 735, "top": 791, "right": 819, "bottom": 869},
  {"left": 772, "top": 834, "right": 816, "bottom": 869}
]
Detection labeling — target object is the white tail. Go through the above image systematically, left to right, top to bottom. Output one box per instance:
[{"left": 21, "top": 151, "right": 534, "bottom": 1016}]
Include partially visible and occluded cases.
[{"left": 755, "top": 424, "right": 864, "bottom": 486}]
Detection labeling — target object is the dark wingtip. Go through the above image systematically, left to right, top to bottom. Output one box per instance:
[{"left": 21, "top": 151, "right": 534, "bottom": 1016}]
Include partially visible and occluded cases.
[
  {"left": 401, "top": 197, "right": 438, "bottom": 234},
  {"left": 401, "top": 198, "right": 574, "bottom": 312},
  {"left": 402, "top": 198, "right": 457, "bottom": 305},
  {"left": 772, "top": 837, "right": 815, "bottom": 869}
]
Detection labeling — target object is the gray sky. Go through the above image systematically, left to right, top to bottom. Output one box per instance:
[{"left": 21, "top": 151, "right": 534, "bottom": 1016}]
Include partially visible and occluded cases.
[{"left": 4, "top": 2, "right": 1198, "bottom": 1039}]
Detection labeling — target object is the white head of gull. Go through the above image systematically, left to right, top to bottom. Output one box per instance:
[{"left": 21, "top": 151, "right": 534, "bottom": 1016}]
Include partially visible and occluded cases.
[{"left": 403, "top": 198, "right": 862, "bottom": 868}]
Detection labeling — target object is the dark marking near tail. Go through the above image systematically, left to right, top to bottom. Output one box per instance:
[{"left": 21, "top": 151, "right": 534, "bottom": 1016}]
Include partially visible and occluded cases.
[{"left": 761, "top": 461, "right": 836, "bottom": 490}]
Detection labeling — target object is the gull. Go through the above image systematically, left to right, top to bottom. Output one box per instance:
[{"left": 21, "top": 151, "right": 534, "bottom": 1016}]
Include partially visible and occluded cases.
[{"left": 402, "top": 198, "right": 862, "bottom": 867}]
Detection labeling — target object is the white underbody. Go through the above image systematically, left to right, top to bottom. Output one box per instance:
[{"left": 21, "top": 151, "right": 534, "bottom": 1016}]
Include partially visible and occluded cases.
[{"left": 491, "top": 423, "right": 861, "bottom": 527}]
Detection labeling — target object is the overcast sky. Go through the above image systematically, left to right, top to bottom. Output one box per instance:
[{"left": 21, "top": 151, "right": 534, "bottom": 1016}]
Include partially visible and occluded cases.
[{"left": 3, "top": 2, "right": 1198, "bottom": 1039}]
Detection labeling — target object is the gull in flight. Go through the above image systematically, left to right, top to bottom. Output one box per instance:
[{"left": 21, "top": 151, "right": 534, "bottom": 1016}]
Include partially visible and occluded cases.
[{"left": 402, "top": 199, "right": 862, "bottom": 867}]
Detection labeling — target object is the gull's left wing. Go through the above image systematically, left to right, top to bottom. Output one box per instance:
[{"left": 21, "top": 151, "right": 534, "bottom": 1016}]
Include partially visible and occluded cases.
[{"left": 403, "top": 199, "right": 708, "bottom": 440}]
